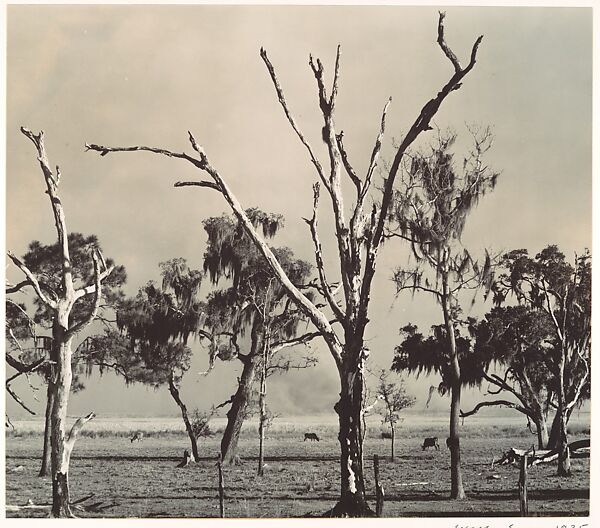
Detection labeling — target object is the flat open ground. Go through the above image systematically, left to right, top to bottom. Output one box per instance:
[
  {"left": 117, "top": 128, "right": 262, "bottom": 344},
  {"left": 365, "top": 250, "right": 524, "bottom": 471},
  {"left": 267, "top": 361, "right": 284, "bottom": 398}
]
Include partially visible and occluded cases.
[{"left": 5, "top": 415, "right": 590, "bottom": 518}]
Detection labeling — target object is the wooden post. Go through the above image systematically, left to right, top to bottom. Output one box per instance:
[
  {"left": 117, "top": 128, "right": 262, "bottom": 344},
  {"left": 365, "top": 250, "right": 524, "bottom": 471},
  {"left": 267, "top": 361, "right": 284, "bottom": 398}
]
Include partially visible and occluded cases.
[
  {"left": 217, "top": 453, "right": 225, "bottom": 518},
  {"left": 373, "top": 454, "right": 385, "bottom": 517},
  {"left": 519, "top": 454, "right": 528, "bottom": 516}
]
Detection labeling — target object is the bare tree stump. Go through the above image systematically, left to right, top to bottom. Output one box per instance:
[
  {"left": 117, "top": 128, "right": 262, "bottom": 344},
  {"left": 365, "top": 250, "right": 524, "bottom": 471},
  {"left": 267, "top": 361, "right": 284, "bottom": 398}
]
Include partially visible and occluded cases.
[{"left": 176, "top": 449, "right": 192, "bottom": 468}]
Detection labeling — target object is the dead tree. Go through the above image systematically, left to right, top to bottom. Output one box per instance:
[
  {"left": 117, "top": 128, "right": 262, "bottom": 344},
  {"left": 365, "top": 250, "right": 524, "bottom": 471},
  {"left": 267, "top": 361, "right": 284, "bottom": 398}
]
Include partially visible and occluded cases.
[
  {"left": 86, "top": 13, "right": 484, "bottom": 516},
  {"left": 7, "top": 128, "right": 114, "bottom": 517}
]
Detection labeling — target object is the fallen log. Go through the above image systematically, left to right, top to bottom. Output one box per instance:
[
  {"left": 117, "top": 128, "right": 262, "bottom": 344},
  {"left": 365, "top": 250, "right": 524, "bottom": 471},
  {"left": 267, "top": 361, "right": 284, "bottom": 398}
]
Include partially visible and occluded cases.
[{"left": 495, "top": 439, "right": 590, "bottom": 467}]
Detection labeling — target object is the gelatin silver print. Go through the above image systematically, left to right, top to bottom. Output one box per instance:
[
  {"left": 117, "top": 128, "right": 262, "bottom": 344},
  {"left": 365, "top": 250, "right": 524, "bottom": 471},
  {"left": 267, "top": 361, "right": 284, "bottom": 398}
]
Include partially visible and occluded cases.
[{"left": 4, "top": 3, "right": 593, "bottom": 525}]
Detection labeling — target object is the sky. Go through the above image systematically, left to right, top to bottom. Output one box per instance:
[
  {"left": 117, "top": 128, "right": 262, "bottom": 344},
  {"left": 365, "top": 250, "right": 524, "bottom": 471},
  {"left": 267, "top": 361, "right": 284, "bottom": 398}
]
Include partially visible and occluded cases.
[{"left": 5, "top": 5, "right": 592, "bottom": 420}]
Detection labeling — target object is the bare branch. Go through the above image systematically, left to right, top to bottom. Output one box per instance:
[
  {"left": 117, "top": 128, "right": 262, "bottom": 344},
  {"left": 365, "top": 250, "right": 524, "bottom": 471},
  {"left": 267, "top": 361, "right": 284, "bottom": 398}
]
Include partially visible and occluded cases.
[
  {"left": 437, "top": 12, "right": 461, "bottom": 73},
  {"left": 330, "top": 45, "right": 341, "bottom": 110},
  {"left": 259, "top": 48, "right": 329, "bottom": 191},
  {"left": 362, "top": 97, "right": 392, "bottom": 203},
  {"left": 21, "top": 127, "right": 74, "bottom": 294},
  {"left": 336, "top": 132, "right": 362, "bottom": 194},
  {"left": 85, "top": 142, "right": 205, "bottom": 170},
  {"left": 174, "top": 180, "right": 220, "bottom": 191},
  {"left": 303, "top": 183, "right": 346, "bottom": 325},
  {"left": 69, "top": 248, "right": 113, "bottom": 336},
  {"left": 6, "top": 251, "right": 57, "bottom": 308},
  {"left": 271, "top": 329, "right": 322, "bottom": 353},
  {"left": 5, "top": 355, "right": 47, "bottom": 415},
  {"left": 266, "top": 355, "right": 318, "bottom": 376},
  {"left": 6, "top": 357, "right": 47, "bottom": 384},
  {"left": 481, "top": 369, "right": 531, "bottom": 410},
  {"left": 5, "top": 384, "right": 37, "bottom": 415},
  {"left": 460, "top": 400, "right": 532, "bottom": 419}
]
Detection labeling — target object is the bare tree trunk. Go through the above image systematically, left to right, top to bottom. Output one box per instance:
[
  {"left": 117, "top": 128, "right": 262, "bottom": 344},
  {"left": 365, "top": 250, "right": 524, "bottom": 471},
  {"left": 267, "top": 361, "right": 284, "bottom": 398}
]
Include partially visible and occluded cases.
[
  {"left": 442, "top": 284, "right": 466, "bottom": 500},
  {"left": 220, "top": 323, "right": 263, "bottom": 465},
  {"left": 50, "top": 324, "right": 74, "bottom": 518},
  {"left": 556, "top": 351, "right": 571, "bottom": 476},
  {"left": 257, "top": 354, "right": 267, "bottom": 477},
  {"left": 326, "top": 359, "right": 374, "bottom": 517},
  {"left": 168, "top": 375, "right": 200, "bottom": 462},
  {"left": 39, "top": 380, "right": 53, "bottom": 477},
  {"left": 449, "top": 380, "right": 466, "bottom": 499},
  {"left": 548, "top": 406, "right": 573, "bottom": 450},
  {"left": 534, "top": 413, "right": 549, "bottom": 450},
  {"left": 391, "top": 427, "right": 395, "bottom": 461}
]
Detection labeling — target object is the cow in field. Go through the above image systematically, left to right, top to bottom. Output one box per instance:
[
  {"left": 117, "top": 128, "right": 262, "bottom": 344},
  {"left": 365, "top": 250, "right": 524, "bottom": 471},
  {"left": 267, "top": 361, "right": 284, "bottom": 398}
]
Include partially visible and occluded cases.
[
  {"left": 130, "top": 431, "right": 144, "bottom": 443},
  {"left": 381, "top": 431, "right": 393, "bottom": 439},
  {"left": 304, "top": 432, "right": 320, "bottom": 442},
  {"left": 422, "top": 437, "right": 439, "bottom": 450},
  {"left": 446, "top": 437, "right": 452, "bottom": 449}
]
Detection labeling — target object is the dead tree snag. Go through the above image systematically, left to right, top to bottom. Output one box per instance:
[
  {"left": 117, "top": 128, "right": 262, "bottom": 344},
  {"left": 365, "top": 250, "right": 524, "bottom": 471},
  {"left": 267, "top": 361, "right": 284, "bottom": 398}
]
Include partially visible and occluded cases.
[
  {"left": 86, "top": 13, "right": 483, "bottom": 516},
  {"left": 8, "top": 128, "right": 113, "bottom": 517}
]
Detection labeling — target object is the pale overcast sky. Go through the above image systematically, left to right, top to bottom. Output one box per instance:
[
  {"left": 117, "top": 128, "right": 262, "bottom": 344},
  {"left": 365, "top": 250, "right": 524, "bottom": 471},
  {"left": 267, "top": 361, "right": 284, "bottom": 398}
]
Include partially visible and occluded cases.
[{"left": 5, "top": 5, "right": 592, "bottom": 419}]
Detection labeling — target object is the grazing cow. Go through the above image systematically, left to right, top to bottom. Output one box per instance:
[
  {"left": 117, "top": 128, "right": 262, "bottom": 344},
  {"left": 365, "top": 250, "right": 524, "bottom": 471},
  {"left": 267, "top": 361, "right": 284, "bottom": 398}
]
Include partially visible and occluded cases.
[
  {"left": 130, "top": 431, "right": 144, "bottom": 443},
  {"left": 381, "top": 431, "right": 393, "bottom": 439},
  {"left": 304, "top": 432, "right": 320, "bottom": 442},
  {"left": 422, "top": 437, "right": 439, "bottom": 450},
  {"left": 446, "top": 437, "right": 452, "bottom": 449}
]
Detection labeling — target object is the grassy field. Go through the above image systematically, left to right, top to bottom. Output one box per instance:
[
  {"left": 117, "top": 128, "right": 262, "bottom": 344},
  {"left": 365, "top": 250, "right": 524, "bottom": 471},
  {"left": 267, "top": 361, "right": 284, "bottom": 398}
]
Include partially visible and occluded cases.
[{"left": 5, "top": 415, "right": 590, "bottom": 518}]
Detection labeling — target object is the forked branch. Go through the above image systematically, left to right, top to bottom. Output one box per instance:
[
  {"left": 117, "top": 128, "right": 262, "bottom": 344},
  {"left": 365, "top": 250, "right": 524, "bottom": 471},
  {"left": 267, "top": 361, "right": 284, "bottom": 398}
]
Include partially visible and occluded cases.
[
  {"left": 259, "top": 48, "right": 329, "bottom": 191},
  {"left": 303, "top": 183, "right": 345, "bottom": 324},
  {"left": 6, "top": 252, "right": 58, "bottom": 309},
  {"left": 461, "top": 399, "right": 532, "bottom": 419}
]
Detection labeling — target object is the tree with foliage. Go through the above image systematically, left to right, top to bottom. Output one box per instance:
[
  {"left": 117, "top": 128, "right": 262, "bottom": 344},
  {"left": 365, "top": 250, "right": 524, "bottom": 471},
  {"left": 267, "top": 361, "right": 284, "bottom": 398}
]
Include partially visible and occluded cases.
[
  {"left": 87, "top": 13, "right": 485, "bottom": 515},
  {"left": 6, "top": 128, "right": 117, "bottom": 517},
  {"left": 388, "top": 129, "right": 498, "bottom": 499},
  {"left": 201, "top": 211, "right": 318, "bottom": 465},
  {"left": 6, "top": 232, "right": 126, "bottom": 477},
  {"left": 491, "top": 246, "right": 591, "bottom": 476},
  {"left": 104, "top": 258, "right": 210, "bottom": 462},
  {"left": 461, "top": 305, "right": 556, "bottom": 449},
  {"left": 393, "top": 322, "right": 491, "bottom": 396},
  {"left": 375, "top": 369, "right": 415, "bottom": 460}
]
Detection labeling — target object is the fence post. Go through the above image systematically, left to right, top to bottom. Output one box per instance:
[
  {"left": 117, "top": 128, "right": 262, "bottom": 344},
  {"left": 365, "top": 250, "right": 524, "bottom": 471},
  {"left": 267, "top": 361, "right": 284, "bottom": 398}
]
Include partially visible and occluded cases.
[
  {"left": 217, "top": 453, "right": 225, "bottom": 518},
  {"left": 373, "top": 454, "right": 385, "bottom": 517},
  {"left": 519, "top": 454, "right": 528, "bottom": 516}
]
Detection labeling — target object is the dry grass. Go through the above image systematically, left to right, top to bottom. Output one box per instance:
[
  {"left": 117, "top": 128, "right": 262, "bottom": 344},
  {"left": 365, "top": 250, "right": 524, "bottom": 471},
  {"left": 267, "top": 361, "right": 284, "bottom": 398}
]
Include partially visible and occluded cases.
[{"left": 5, "top": 417, "right": 590, "bottom": 519}]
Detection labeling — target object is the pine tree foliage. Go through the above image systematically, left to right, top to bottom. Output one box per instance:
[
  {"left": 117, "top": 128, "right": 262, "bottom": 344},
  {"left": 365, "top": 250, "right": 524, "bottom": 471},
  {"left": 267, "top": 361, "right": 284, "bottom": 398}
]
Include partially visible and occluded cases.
[{"left": 19, "top": 233, "right": 126, "bottom": 326}]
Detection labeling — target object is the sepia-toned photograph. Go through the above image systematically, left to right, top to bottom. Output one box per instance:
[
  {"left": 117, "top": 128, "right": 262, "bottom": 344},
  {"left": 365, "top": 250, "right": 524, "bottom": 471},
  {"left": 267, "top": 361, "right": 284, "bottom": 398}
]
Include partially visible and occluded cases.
[{"left": 3, "top": 2, "right": 593, "bottom": 524}]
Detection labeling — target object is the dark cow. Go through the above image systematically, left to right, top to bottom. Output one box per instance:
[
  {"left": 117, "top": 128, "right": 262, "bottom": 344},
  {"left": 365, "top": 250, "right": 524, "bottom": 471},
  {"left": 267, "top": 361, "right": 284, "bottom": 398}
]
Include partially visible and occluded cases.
[
  {"left": 130, "top": 431, "right": 144, "bottom": 443},
  {"left": 381, "top": 431, "right": 393, "bottom": 439},
  {"left": 304, "top": 432, "right": 320, "bottom": 442},
  {"left": 422, "top": 436, "right": 439, "bottom": 450},
  {"left": 446, "top": 437, "right": 452, "bottom": 449}
]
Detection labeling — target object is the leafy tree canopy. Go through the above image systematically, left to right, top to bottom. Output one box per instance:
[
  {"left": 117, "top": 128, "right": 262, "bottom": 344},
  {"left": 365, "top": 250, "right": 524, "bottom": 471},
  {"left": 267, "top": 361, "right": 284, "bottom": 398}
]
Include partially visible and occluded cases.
[{"left": 392, "top": 321, "right": 492, "bottom": 396}]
